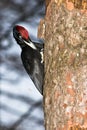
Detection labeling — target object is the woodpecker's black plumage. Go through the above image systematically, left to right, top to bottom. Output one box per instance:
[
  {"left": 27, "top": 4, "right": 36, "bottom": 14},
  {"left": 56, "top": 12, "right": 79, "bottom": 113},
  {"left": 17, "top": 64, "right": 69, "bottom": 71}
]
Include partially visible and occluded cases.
[{"left": 13, "top": 25, "right": 44, "bottom": 94}]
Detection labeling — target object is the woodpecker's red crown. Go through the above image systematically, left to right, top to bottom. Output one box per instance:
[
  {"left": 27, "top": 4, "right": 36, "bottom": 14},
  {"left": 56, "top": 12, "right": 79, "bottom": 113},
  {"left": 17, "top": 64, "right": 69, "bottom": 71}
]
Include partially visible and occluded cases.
[{"left": 15, "top": 25, "right": 29, "bottom": 40}]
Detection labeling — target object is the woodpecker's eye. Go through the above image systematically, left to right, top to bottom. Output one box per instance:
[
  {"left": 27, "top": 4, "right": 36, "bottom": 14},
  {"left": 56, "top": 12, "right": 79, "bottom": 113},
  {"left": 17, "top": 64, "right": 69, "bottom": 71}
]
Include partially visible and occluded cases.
[{"left": 19, "top": 35, "right": 22, "bottom": 39}]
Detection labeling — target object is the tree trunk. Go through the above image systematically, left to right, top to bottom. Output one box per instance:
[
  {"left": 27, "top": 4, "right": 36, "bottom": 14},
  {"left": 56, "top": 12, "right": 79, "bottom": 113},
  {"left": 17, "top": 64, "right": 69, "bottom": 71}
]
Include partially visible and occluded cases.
[{"left": 38, "top": 0, "right": 87, "bottom": 130}]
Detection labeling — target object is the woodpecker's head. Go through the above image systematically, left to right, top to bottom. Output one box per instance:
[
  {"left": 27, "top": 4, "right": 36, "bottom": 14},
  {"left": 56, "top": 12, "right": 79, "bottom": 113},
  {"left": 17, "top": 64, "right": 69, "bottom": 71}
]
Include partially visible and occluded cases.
[{"left": 13, "top": 25, "right": 36, "bottom": 49}]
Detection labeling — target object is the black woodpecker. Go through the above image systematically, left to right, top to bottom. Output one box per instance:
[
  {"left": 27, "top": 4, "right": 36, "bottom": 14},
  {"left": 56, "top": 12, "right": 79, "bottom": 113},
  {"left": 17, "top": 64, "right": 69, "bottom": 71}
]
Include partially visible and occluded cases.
[{"left": 13, "top": 25, "right": 44, "bottom": 95}]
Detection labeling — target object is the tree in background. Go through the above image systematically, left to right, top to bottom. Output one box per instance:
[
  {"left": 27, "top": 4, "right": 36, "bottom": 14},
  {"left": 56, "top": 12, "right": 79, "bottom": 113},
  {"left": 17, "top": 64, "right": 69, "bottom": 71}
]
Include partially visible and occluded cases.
[{"left": 0, "top": 1, "right": 45, "bottom": 130}]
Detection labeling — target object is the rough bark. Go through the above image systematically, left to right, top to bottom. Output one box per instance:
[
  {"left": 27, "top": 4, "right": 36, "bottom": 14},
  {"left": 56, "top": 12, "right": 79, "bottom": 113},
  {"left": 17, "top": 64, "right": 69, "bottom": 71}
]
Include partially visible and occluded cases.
[{"left": 38, "top": 0, "right": 87, "bottom": 130}]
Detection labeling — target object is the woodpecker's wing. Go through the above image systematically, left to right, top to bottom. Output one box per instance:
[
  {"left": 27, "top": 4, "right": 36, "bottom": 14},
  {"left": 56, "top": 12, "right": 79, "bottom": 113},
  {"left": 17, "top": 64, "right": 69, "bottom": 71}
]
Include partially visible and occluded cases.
[
  {"left": 21, "top": 47, "right": 43, "bottom": 94},
  {"left": 32, "top": 59, "right": 43, "bottom": 94}
]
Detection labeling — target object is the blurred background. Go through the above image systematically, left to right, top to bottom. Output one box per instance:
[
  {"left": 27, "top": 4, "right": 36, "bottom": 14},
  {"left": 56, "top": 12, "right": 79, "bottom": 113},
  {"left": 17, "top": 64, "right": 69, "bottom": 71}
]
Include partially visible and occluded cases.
[{"left": 0, "top": 0, "right": 45, "bottom": 130}]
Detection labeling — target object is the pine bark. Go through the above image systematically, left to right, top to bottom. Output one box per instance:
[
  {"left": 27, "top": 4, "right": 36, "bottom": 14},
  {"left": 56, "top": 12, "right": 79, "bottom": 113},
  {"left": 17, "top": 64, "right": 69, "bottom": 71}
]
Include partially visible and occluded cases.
[{"left": 38, "top": 0, "right": 87, "bottom": 130}]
